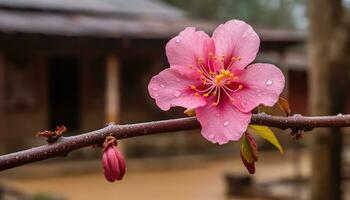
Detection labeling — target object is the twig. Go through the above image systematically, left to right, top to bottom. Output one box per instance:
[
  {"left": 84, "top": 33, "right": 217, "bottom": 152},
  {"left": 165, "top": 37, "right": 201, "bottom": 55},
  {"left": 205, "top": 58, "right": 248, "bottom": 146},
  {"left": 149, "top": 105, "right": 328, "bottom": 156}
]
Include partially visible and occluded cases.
[{"left": 0, "top": 114, "right": 349, "bottom": 171}]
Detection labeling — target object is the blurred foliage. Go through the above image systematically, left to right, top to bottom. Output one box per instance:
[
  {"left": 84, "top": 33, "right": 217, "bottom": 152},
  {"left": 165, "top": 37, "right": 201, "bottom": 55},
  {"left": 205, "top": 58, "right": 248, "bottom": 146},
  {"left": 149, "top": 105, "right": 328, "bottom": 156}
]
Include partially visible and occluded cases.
[{"left": 163, "top": 0, "right": 306, "bottom": 29}]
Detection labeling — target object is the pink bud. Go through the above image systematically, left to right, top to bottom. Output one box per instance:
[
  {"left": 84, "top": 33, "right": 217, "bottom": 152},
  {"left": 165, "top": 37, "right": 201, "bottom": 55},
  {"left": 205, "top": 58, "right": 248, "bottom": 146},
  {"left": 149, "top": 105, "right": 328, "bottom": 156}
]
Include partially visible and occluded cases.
[{"left": 102, "top": 136, "right": 126, "bottom": 182}]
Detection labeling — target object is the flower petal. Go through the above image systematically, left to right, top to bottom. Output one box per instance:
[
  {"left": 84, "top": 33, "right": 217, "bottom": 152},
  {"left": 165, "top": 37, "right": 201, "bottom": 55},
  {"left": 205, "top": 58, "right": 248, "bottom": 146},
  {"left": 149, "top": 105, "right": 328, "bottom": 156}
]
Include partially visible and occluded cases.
[
  {"left": 212, "top": 20, "right": 260, "bottom": 70},
  {"left": 166, "top": 27, "right": 215, "bottom": 69},
  {"left": 231, "top": 63, "right": 285, "bottom": 112},
  {"left": 148, "top": 68, "right": 206, "bottom": 111},
  {"left": 195, "top": 97, "right": 252, "bottom": 144},
  {"left": 103, "top": 147, "right": 120, "bottom": 182},
  {"left": 114, "top": 147, "right": 126, "bottom": 180}
]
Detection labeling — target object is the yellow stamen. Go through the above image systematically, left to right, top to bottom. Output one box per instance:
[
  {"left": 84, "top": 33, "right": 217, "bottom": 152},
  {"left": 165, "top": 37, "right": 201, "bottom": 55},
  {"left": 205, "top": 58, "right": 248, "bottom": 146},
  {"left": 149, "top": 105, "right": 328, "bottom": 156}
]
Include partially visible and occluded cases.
[
  {"left": 209, "top": 52, "right": 214, "bottom": 57},
  {"left": 221, "top": 55, "right": 225, "bottom": 61},
  {"left": 198, "top": 58, "right": 203, "bottom": 64},
  {"left": 223, "top": 70, "right": 231, "bottom": 77},
  {"left": 215, "top": 74, "right": 225, "bottom": 85},
  {"left": 190, "top": 85, "right": 196, "bottom": 90},
  {"left": 212, "top": 91, "right": 217, "bottom": 96},
  {"left": 194, "top": 92, "right": 199, "bottom": 96},
  {"left": 203, "top": 93, "right": 209, "bottom": 97},
  {"left": 212, "top": 102, "right": 218, "bottom": 106}
]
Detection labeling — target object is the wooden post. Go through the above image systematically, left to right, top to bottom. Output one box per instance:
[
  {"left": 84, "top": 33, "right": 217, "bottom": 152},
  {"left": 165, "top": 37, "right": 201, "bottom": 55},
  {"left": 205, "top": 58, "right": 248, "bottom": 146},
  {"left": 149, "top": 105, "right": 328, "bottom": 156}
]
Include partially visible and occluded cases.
[
  {"left": 308, "top": 0, "right": 346, "bottom": 199},
  {"left": 0, "top": 53, "right": 6, "bottom": 154},
  {"left": 105, "top": 54, "right": 124, "bottom": 151}
]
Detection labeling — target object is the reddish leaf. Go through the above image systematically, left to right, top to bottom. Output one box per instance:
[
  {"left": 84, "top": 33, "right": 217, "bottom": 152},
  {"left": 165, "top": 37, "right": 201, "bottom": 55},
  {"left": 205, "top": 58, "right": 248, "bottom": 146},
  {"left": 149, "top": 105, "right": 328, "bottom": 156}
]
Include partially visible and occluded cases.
[
  {"left": 277, "top": 97, "right": 291, "bottom": 116},
  {"left": 36, "top": 125, "right": 67, "bottom": 143},
  {"left": 240, "top": 132, "right": 258, "bottom": 174},
  {"left": 245, "top": 132, "right": 258, "bottom": 161},
  {"left": 240, "top": 151, "right": 256, "bottom": 174}
]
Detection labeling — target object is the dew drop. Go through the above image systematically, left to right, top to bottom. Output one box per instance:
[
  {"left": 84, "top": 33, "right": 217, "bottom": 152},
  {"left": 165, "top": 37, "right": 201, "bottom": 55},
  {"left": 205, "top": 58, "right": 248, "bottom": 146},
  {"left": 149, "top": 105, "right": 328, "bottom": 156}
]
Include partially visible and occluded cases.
[
  {"left": 233, "top": 20, "right": 239, "bottom": 24},
  {"left": 175, "top": 37, "right": 181, "bottom": 43},
  {"left": 265, "top": 80, "right": 273, "bottom": 86},
  {"left": 160, "top": 84, "right": 165, "bottom": 88},
  {"left": 152, "top": 87, "right": 159, "bottom": 91},
  {"left": 174, "top": 91, "right": 181, "bottom": 97},
  {"left": 154, "top": 93, "right": 159, "bottom": 97},
  {"left": 257, "top": 93, "right": 262, "bottom": 97},
  {"left": 223, "top": 121, "right": 229, "bottom": 127},
  {"left": 209, "top": 134, "right": 215, "bottom": 139}
]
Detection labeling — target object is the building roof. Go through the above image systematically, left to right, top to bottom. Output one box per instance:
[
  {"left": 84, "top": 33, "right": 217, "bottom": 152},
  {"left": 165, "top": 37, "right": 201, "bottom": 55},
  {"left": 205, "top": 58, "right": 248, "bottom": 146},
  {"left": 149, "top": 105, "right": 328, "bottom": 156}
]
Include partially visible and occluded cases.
[
  {"left": 0, "top": 0, "right": 305, "bottom": 44},
  {"left": 0, "top": 0, "right": 185, "bottom": 19}
]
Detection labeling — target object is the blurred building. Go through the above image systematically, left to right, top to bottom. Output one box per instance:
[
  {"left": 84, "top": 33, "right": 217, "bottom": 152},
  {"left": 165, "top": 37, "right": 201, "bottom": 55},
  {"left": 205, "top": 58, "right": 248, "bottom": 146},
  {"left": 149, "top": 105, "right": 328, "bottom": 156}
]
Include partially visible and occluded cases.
[{"left": 0, "top": 0, "right": 304, "bottom": 155}]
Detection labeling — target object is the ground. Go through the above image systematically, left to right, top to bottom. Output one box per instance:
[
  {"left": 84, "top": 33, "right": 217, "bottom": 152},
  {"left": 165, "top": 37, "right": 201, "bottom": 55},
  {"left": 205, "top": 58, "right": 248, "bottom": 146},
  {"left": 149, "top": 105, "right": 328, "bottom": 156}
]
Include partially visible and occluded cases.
[{"left": 0, "top": 150, "right": 314, "bottom": 200}]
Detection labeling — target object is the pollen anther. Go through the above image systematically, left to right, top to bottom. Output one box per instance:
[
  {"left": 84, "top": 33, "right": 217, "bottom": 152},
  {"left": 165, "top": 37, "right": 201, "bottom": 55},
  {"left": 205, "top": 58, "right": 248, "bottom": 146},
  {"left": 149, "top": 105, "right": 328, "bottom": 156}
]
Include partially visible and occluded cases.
[{"left": 198, "top": 58, "right": 204, "bottom": 64}]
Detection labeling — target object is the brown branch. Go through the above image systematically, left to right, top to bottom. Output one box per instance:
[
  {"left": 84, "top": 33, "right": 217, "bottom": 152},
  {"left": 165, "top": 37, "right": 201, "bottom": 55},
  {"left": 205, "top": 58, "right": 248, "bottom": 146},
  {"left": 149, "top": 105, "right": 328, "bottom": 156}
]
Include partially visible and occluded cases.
[{"left": 0, "top": 114, "right": 349, "bottom": 171}]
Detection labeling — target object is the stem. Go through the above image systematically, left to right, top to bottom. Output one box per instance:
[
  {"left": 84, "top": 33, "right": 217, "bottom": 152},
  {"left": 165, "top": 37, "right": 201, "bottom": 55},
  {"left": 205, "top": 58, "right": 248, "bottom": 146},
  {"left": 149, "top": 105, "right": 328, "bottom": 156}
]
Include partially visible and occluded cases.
[{"left": 0, "top": 114, "right": 349, "bottom": 171}]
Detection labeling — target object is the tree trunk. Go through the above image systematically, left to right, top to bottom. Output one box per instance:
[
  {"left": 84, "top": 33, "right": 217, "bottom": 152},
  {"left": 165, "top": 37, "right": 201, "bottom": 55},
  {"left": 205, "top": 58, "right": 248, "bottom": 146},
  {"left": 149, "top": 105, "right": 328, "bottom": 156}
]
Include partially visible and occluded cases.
[{"left": 308, "top": 0, "right": 349, "bottom": 199}]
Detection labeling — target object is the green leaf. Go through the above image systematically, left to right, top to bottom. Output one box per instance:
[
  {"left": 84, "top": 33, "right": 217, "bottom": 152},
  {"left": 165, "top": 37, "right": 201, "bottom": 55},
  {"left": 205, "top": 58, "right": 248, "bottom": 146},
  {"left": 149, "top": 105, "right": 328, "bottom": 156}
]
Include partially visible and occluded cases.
[{"left": 249, "top": 125, "right": 284, "bottom": 154}]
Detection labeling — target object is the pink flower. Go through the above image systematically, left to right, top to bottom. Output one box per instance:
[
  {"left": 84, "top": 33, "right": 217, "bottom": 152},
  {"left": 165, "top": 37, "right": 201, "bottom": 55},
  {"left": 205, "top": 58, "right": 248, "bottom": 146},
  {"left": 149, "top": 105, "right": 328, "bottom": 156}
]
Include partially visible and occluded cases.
[
  {"left": 148, "top": 20, "right": 285, "bottom": 144},
  {"left": 102, "top": 136, "right": 126, "bottom": 182}
]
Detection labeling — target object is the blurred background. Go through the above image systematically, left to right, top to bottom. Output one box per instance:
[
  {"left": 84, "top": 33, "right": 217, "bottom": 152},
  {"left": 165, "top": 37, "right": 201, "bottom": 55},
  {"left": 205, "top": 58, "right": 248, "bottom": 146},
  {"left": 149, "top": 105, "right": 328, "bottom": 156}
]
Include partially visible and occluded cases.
[{"left": 0, "top": 0, "right": 349, "bottom": 199}]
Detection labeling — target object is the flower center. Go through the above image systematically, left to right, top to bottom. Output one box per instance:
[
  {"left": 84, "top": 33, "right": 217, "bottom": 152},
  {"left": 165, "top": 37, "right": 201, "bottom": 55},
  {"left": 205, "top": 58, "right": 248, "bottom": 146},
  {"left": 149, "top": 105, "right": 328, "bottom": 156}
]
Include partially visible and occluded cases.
[
  {"left": 189, "top": 52, "right": 243, "bottom": 106},
  {"left": 215, "top": 69, "right": 235, "bottom": 86}
]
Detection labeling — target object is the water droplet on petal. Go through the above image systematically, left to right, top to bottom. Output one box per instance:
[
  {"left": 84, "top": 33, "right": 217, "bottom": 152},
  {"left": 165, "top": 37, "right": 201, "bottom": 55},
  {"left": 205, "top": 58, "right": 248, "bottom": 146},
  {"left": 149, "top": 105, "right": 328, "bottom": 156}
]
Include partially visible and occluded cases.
[
  {"left": 233, "top": 20, "right": 239, "bottom": 24},
  {"left": 175, "top": 37, "right": 181, "bottom": 43},
  {"left": 265, "top": 80, "right": 273, "bottom": 86},
  {"left": 160, "top": 84, "right": 165, "bottom": 88},
  {"left": 152, "top": 87, "right": 158, "bottom": 91},
  {"left": 174, "top": 91, "right": 181, "bottom": 97},
  {"left": 154, "top": 93, "right": 159, "bottom": 97},
  {"left": 257, "top": 93, "right": 262, "bottom": 97},
  {"left": 223, "top": 121, "right": 229, "bottom": 127},
  {"left": 209, "top": 134, "right": 215, "bottom": 139}
]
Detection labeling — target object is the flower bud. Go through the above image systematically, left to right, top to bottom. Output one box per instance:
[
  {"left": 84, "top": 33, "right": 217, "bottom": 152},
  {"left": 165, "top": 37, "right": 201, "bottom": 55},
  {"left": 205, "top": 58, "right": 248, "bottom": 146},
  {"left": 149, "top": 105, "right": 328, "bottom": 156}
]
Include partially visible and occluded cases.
[{"left": 102, "top": 136, "right": 126, "bottom": 182}]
